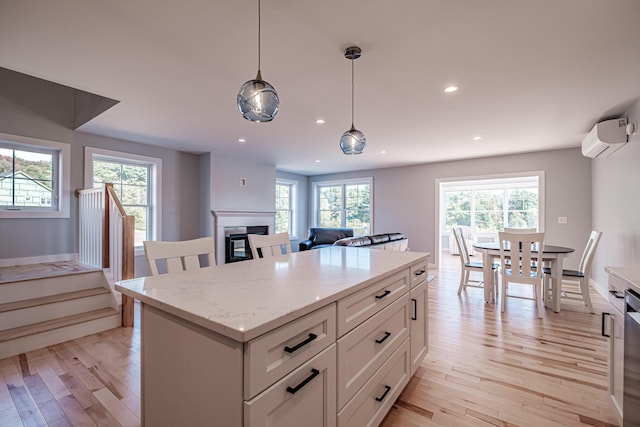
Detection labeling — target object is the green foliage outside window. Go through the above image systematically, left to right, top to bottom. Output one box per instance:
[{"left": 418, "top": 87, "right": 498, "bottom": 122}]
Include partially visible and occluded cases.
[{"left": 317, "top": 182, "right": 371, "bottom": 235}]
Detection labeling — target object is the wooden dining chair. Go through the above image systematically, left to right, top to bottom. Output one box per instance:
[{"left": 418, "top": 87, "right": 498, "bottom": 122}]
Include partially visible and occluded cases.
[
  {"left": 453, "top": 227, "right": 498, "bottom": 296},
  {"left": 504, "top": 227, "right": 537, "bottom": 233},
  {"left": 543, "top": 230, "right": 602, "bottom": 314},
  {"left": 499, "top": 231, "right": 545, "bottom": 318},
  {"left": 248, "top": 232, "right": 292, "bottom": 259},
  {"left": 143, "top": 236, "right": 216, "bottom": 276}
]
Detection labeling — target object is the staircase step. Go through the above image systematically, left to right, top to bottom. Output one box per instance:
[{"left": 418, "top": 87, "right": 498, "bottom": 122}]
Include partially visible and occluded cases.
[
  {"left": 0, "top": 260, "right": 100, "bottom": 284},
  {"left": 0, "top": 287, "right": 110, "bottom": 314},
  {"left": 0, "top": 307, "right": 119, "bottom": 343}
]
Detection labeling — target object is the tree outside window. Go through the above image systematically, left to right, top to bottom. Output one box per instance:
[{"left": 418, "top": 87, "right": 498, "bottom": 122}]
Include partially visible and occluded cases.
[
  {"left": 314, "top": 178, "right": 372, "bottom": 236},
  {"left": 275, "top": 179, "right": 296, "bottom": 238}
]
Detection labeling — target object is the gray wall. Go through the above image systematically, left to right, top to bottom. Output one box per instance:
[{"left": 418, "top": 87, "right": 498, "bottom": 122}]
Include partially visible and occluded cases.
[
  {"left": 0, "top": 93, "right": 202, "bottom": 278},
  {"left": 591, "top": 100, "right": 640, "bottom": 296},
  {"left": 309, "top": 148, "right": 593, "bottom": 273},
  {"left": 210, "top": 155, "right": 276, "bottom": 212}
]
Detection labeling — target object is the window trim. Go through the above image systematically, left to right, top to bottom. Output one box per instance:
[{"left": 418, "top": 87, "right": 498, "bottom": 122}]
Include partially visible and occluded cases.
[
  {"left": 0, "top": 133, "right": 70, "bottom": 219},
  {"left": 84, "top": 147, "right": 162, "bottom": 254},
  {"left": 312, "top": 177, "right": 374, "bottom": 234},
  {"left": 275, "top": 178, "right": 298, "bottom": 240}
]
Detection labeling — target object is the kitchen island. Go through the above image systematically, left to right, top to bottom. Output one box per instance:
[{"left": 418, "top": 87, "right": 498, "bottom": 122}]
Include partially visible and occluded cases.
[{"left": 116, "top": 246, "right": 429, "bottom": 427}]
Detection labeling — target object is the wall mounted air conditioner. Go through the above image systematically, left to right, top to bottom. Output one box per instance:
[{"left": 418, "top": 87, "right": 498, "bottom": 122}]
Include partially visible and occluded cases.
[{"left": 581, "top": 118, "right": 628, "bottom": 158}]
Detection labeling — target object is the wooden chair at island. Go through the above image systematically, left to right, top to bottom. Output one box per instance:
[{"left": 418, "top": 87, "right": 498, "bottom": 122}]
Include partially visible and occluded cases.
[
  {"left": 453, "top": 227, "right": 498, "bottom": 297},
  {"left": 543, "top": 230, "right": 602, "bottom": 314},
  {"left": 498, "top": 231, "right": 546, "bottom": 318},
  {"left": 248, "top": 232, "right": 292, "bottom": 259},
  {"left": 143, "top": 236, "right": 216, "bottom": 276}
]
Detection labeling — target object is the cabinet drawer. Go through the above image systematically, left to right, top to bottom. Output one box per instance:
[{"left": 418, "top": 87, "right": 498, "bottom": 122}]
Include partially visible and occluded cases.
[
  {"left": 410, "top": 260, "right": 428, "bottom": 288},
  {"left": 337, "top": 268, "right": 410, "bottom": 337},
  {"left": 608, "top": 276, "right": 626, "bottom": 314},
  {"left": 337, "top": 295, "right": 410, "bottom": 409},
  {"left": 244, "top": 303, "right": 336, "bottom": 400},
  {"left": 337, "top": 339, "right": 410, "bottom": 427},
  {"left": 245, "top": 344, "right": 336, "bottom": 427}
]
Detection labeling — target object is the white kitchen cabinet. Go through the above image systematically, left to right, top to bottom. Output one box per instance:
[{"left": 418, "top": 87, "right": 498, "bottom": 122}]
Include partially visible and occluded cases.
[
  {"left": 117, "top": 247, "right": 430, "bottom": 427},
  {"left": 606, "top": 273, "right": 626, "bottom": 425},
  {"left": 410, "top": 280, "right": 428, "bottom": 375},
  {"left": 244, "top": 345, "right": 336, "bottom": 427}
]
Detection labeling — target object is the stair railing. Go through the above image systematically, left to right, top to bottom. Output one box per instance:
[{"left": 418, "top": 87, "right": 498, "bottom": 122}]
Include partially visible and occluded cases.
[{"left": 76, "top": 183, "right": 135, "bottom": 327}]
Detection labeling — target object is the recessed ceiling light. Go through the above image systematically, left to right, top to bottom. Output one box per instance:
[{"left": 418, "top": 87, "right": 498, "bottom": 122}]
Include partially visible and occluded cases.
[
  {"left": 444, "top": 86, "right": 459, "bottom": 93},
  {"left": 315, "top": 119, "right": 326, "bottom": 124},
  {"left": 473, "top": 136, "right": 482, "bottom": 141},
  {"left": 238, "top": 138, "right": 246, "bottom": 143},
  {"left": 380, "top": 150, "right": 387, "bottom": 154},
  {"left": 315, "top": 159, "right": 321, "bottom": 163}
]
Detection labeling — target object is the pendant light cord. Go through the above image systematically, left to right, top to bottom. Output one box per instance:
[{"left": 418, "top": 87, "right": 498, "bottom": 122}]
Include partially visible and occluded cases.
[
  {"left": 257, "top": 0, "right": 262, "bottom": 74},
  {"left": 351, "top": 58, "right": 355, "bottom": 128}
]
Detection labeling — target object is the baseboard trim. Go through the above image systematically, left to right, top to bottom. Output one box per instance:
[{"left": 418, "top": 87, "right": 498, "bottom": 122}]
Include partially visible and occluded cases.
[{"left": 0, "top": 253, "right": 78, "bottom": 268}]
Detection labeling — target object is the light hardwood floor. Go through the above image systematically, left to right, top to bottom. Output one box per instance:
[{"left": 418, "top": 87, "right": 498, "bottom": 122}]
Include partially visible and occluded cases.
[{"left": 0, "top": 255, "right": 618, "bottom": 426}]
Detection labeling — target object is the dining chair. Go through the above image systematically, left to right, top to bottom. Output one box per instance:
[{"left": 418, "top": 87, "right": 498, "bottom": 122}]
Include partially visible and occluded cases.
[
  {"left": 454, "top": 227, "right": 498, "bottom": 296},
  {"left": 543, "top": 230, "right": 602, "bottom": 314},
  {"left": 499, "top": 231, "right": 545, "bottom": 318},
  {"left": 248, "top": 232, "right": 292, "bottom": 259},
  {"left": 144, "top": 236, "right": 216, "bottom": 276}
]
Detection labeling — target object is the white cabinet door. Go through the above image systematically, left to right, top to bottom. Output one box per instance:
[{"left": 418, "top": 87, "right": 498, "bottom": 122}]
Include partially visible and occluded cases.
[
  {"left": 410, "top": 280, "right": 428, "bottom": 375},
  {"left": 608, "top": 308, "right": 624, "bottom": 422},
  {"left": 245, "top": 344, "right": 336, "bottom": 427}
]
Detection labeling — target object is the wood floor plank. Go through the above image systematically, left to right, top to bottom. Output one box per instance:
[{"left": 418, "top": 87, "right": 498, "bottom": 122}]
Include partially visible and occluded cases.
[{"left": 7, "top": 383, "right": 48, "bottom": 427}]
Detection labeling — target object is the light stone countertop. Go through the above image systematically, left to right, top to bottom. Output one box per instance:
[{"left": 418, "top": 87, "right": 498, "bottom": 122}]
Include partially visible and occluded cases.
[
  {"left": 116, "top": 246, "right": 429, "bottom": 342},
  {"left": 605, "top": 266, "right": 640, "bottom": 294}
]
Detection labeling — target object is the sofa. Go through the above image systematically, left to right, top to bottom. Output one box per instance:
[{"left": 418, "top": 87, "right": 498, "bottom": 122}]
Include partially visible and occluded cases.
[
  {"left": 299, "top": 228, "right": 354, "bottom": 251},
  {"left": 333, "top": 232, "right": 408, "bottom": 251}
]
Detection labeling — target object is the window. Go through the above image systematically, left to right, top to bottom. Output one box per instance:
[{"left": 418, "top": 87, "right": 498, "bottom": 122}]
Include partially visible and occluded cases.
[
  {"left": 0, "top": 133, "right": 70, "bottom": 218},
  {"left": 85, "top": 147, "right": 162, "bottom": 251},
  {"left": 441, "top": 174, "right": 543, "bottom": 238},
  {"left": 275, "top": 178, "right": 297, "bottom": 239},
  {"left": 313, "top": 178, "right": 373, "bottom": 236}
]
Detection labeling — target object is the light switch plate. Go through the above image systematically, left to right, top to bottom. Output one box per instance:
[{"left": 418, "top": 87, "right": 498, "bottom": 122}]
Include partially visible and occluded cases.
[{"left": 558, "top": 216, "right": 567, "bottom": 224}]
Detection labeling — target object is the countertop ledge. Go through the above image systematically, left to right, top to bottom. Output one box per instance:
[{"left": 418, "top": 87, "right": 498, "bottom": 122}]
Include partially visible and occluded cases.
[
  {"left": 116, "top": 247, "right": 429, "bottom": 342},
  {"left": 605, "top": 266, "right": 640, "bottom": 294}
]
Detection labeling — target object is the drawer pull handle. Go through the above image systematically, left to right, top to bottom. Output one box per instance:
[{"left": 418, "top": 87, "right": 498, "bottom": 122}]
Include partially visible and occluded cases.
[
  {"left": 414, "top": 269, "right": 426, "bottom": 277},
  {"left": 375, "top": 290, "right": 391, "bottom": 300},
  {"left": 609, "top": 290, "right": 625, "bottom": 299},
  {"left": 411, "top": 298, "right": 418, "bottom": 320},
  {"left": 601, "top": 312, "right": 610, "bottom": 338},
  {"left": 375, "top": 331, "right": 391, "bottom": 344},
  {"left": 284, "top": 333, "right": 318, "bottom": 353},
  {"left": 286, "top": 368, "right": 320, "bottom": 395},
  {"left": 375, "top": 385, "right": 392, "bottom": 402}
]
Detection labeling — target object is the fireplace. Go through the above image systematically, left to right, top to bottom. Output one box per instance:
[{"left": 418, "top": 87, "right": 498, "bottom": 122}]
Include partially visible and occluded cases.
[
  {"left": 211, "top": 210, "right": 276, "bottom": 264},
  {"left": 224, "top": 225, "right": 268, "bottom": 263}
]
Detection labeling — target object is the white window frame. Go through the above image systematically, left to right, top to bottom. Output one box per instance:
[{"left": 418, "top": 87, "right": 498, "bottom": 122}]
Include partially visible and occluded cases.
[
  {"left": 0, "top": 133, "right": 70, "bottom": 219},
  {"left": 84, "top": 147, "right": 162, "bottom": 255},
  {"left": 312, "top": 177, "right": 374, "bottom": 235},
  {"left": 275, "top": 178, "right": 298, "bottom": 240}
]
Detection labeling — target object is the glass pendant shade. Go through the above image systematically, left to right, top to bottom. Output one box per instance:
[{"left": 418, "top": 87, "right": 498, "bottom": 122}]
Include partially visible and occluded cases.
[
  {"left": 237, "top": 71, "right": 279, "bottom": 122},
  {"left": 340, "top": 125, "right": 366, "bottom": 155}
]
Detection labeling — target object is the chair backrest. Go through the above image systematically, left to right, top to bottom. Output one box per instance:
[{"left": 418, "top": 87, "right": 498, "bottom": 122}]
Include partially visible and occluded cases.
[
  {"left": 452, "top": 227, "right": 472, "bottom": 265},
  {"left": 504, "top": 227, "right": 537, "bottom": 233},
  {"left": 577, "top": 230, "right": 602, "bottom": 275},
  {"left": 498, "top": 231, "right": 545, "bottom": 283},
  {"left": 248, "top": 232, "right": 292, "bottom": 259},
  {"left": 144, "top": 237, "right": 216, "bottom": 276}
]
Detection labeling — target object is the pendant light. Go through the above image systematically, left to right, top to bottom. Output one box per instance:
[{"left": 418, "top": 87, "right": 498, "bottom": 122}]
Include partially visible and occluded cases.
[
  {"left": 237, "top": 0, "right": 279, "bottom": 122},
  {"left": 340, "top": 46, "right": 366, "bottom": 155}
]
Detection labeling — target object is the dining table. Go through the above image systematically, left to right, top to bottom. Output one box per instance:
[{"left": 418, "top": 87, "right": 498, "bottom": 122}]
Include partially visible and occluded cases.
[{"left": 472, "top": 242, "right": 575, "bottom": 312}]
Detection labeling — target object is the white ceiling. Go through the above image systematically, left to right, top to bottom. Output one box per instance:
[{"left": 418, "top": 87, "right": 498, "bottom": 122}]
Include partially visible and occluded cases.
[{"left": 1, "top": 0, "right": 639, "bottom": 175}]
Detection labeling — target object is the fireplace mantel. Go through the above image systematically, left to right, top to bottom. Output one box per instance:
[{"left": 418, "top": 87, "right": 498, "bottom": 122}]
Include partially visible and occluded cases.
[{"left": 211, "top": 210, "right": 276, "bottom": 265}]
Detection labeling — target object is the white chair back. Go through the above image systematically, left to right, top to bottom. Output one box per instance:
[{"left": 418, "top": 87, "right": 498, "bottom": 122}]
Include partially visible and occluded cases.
[
  {"left": 453, "top": 227, "right": 471, "bottom": 266},
  {"left": 504, "top": 227, "right": 537, "bottom": 233},
  {"left": 577, "top": 230, "right": 602, "bottom": 275},
  {"left": 498, "top": 231, "right": 545, "bottom": 317},
  {"left": 248, "top": 232, "right": 292, "bottom": 259},
  {"left": 144, "top": 237, "right": 216, "bottom": 276}
]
